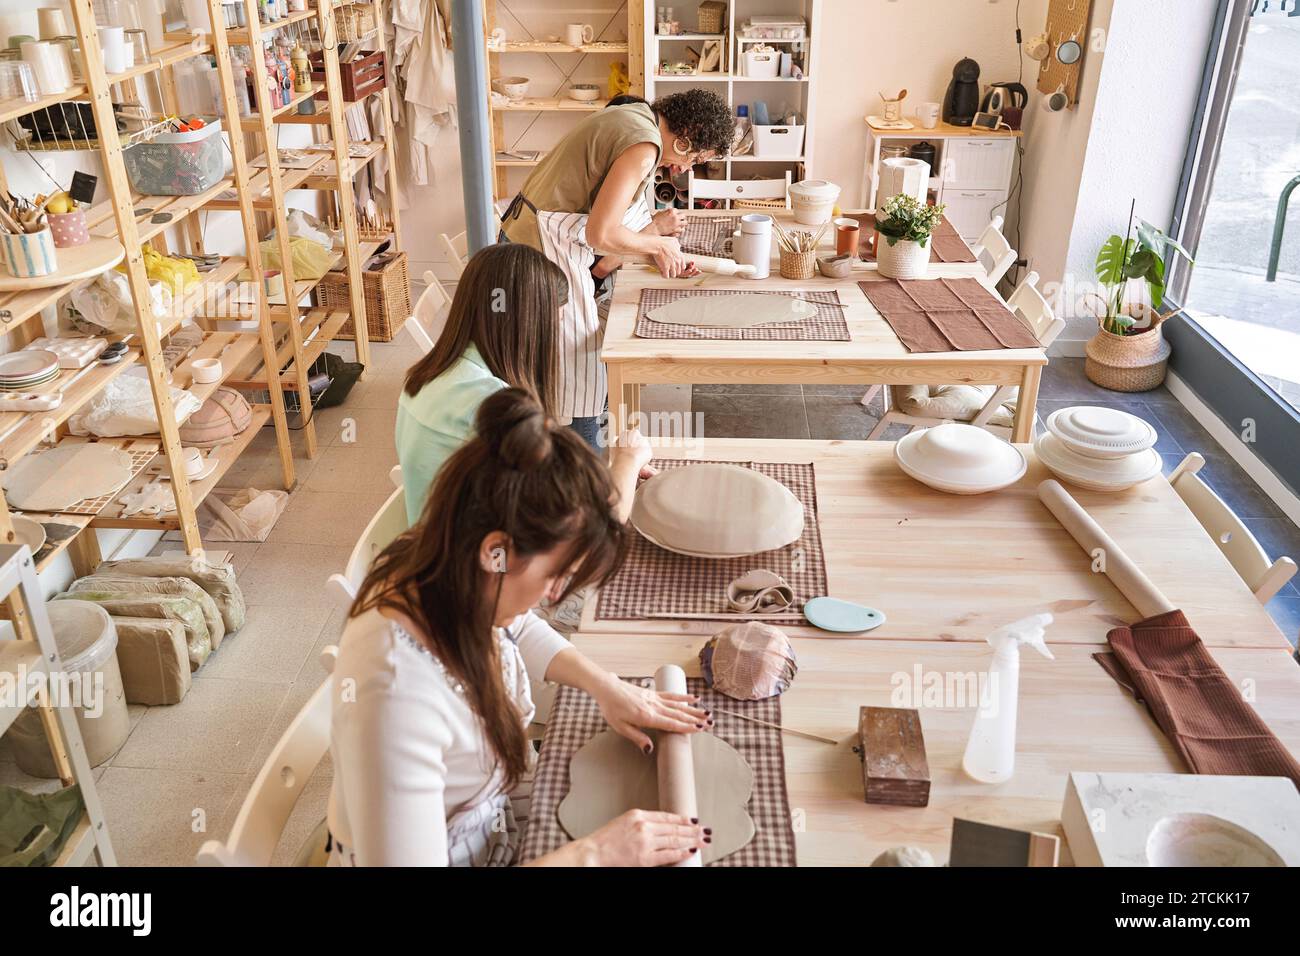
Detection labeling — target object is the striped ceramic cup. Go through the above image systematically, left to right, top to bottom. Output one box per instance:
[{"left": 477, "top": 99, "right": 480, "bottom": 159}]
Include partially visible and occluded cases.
[{"left": 1, "top": 227, "right": 58, "bottom": 278}]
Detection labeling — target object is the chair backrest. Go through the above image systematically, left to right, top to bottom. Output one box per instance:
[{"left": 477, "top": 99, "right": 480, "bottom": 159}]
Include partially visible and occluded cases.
[
  {"left": 687, "top": 171, "right": 791, "bottom": 208},
  {"left": 972, "top": 215, "right": 1016, "bottom": 285},
  {"left": 439, "top": 231, "right": 469, "bottom": 278},
  {"left": 407, "top": 269, "right": 452, "bottom": 355},
  {"left": 1006, "top": 271, "right": 1064, "bottom": 347},
  {"left": 1168, "top": 453, "right": 1298, "bottom": 603},
  {"left": 326, "top": 485, "right": 409, "bottom": 608},
  {"left": 196, "top": 646, "right": 339, "bottom": 866}
]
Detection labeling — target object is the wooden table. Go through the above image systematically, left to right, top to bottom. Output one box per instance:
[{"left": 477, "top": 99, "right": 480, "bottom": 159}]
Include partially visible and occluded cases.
[
  {"left": 603, "top": 210, "right": 1048, "bottom": 443},
  {"left": 581, "top": 438, "right": 1291, "bottom": 650},
  {"left": 568, "top": 631, "right": 1300, "bottom": 866}
]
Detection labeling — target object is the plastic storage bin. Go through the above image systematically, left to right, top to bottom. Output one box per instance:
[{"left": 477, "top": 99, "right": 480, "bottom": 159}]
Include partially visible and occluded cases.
[
  {"left": 743, "top": 49, "right": 781, "bottom": 79},
  {"left": 123, "top": 119, "right": 226, "bottom": 196},
  {"left": 752, "top": 124, "right": 805, "bottom": 159},
  {"left": 9, "top": 601, "right": 129, "bottom": 778}
]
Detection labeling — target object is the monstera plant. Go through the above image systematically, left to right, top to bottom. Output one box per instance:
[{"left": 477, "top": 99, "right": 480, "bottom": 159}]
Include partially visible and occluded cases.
[{"left": 1094, "top": 200, "right": 1193, "bottom": 335}]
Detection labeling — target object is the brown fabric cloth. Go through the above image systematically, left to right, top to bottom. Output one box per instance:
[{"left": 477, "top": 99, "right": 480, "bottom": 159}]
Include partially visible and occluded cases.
[
  {"left": 847, "top": 213, "right": 976, "bottom": 263},
  {"left": 859, "top": 276, "right": 1041, "bottom": 352},
  {"left": 1097, "top": 609, "right": 1300, "bottom": 789}
]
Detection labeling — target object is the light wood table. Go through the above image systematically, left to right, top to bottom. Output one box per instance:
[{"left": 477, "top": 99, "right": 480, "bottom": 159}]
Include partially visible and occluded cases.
[
  {"left": 603, "top": 211, "right": 1047, "bottom": 442},
  {"left": 581, "top": 438, "right": 1291, "bottom": 650},
  {"left": 568, "top": 631, "right": 1300, "bottom": 866}
]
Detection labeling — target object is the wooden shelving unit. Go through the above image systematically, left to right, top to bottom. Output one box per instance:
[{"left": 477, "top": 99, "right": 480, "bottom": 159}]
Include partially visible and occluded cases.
[{"left": 485, "top": 0, "right": 645, "bottom": 199}]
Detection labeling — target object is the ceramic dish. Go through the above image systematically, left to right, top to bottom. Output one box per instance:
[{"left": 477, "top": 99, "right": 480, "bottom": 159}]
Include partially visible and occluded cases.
[
  {"left": 492, "top": 75, "right": 529, "bottom": 99},
  {"left": 567, "top": 83, "right": 601, "bottom": 101},
  {"left": 816, "top": 254, "right": 853, "bottom": 278},
  {"left": 0, "top": 349, "right": 59, "bottom": 381},
  {"left": 191, "top": 358, "right": 223, "bottom": 384},
  {"left": 1045, "top": 405, "right": 1158, "bottom": 460},
  {"left": 894, "top": 423, "right": 1028, "bottom": 495},
  {"left": 1034, "top": 432, "right": 1163, "bottom": 492},
  {"left": 630, "top": 463, "right": 804, "bottom": 558},
  {"left": 10, "top": 515, "right": 46, "bottom": 555}
]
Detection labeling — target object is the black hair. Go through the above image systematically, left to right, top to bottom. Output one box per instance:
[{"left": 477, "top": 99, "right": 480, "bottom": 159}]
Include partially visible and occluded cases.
[
  {"left": 650, "top": 88, "right": 734, "bottom": 157},
  {"left": 605, "top": 94, "right": 649, "bottom": 108}
]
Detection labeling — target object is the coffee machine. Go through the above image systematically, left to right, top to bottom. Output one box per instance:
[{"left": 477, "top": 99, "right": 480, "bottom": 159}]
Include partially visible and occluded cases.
[{"left": 942, "top": 57, "right": 981, "bottom": 126}]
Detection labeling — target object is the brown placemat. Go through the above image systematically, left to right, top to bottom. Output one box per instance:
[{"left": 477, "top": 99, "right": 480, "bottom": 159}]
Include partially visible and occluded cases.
[
  {"left": 847, "top": 213, "right": 976, "bottom": 263},
  {"left": 679, "top": 215, "right": 740, "bottom": 256},
  {"left": 858, "top": 276, "right": 1040, "bottom": 352},
  {"left": 635, "top": 289, "right": 850, "bottom": 341},
  {"left": 596, "top": 459, "right": 826, "bottom": 623},
  {"left": 1097, "top": 609, "right": 1300, "bottom": 788},
  {"left": 518, "top": 677, "right": 798, "bottom": 867}
]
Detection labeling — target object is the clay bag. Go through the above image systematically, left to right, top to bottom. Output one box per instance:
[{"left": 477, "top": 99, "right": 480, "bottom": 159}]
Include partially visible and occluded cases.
[
  {"left": 179, "top": 387, "right": 253, "bottom": 448},
  {"left": 94, "top": 554, "right": 245, "bottom": 632},
  {"left": 69, "top": 575, "right": 225, "bottom": 651},
  {"left": 54, "top": 592, "right": 212, "bottom": 670},
  {"left": 110, "top": 617, "right": 193, "bottom": 706}
]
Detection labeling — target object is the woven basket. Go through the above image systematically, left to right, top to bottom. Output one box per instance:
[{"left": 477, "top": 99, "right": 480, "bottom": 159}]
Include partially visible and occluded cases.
[
  {"left": 698, "top": 1, "right": 727, "bottom": 34},
  {"left": 337, "top": 3, "right": 378, "bottom": 42},
  {"left": 733, "top": 197, "right": 787, "bottom": 212},
  {"left": 779, "top": 247, "right": 815, "bottom": 280},
  {"left": 320, "top": 251, "right": 412, "bottom": 344},
  {"left": 1085, "top": 309, "right": 1172, "bottom": 392}
]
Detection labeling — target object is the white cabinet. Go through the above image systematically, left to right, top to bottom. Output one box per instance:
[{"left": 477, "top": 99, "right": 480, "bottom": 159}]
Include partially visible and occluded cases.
[
  {"left": 941, "top": 139, "right": 1016, "bottom": 189},
  {"left": 942, "top": 188, "right": 1008, "bottom": 240}
]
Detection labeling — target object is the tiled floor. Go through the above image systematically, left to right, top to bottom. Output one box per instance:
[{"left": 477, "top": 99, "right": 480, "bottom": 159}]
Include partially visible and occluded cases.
[{"left": 3, "top": 332, "right": 1297, "bottom": 865}]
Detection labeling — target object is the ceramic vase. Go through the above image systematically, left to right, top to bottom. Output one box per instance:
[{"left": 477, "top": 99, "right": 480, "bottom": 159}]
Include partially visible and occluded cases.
[{"left": 876, "top": 233, "right": 930, "bottom": 280}]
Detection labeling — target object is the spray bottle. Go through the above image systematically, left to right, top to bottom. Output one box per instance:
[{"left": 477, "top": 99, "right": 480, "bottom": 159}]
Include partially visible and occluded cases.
[{"left": 961, "top": 613, "right": 1054, "bottom": 783}]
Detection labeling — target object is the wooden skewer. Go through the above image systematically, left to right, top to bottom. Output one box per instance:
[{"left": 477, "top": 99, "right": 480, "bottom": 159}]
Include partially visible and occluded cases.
[
  {"left": 644, "top": 611, "right": 806, "bottom": 622},
  {"left": 712, "top": 707, "right": 839, "bottom": 745}
]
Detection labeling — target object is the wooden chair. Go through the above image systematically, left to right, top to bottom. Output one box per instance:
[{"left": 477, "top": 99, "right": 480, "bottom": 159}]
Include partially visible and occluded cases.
[
  {"left": 687, "top": 170, "right": 791, "bottom": 210},
  {"left": 969, "top": 215, "right": 1017, "bottom": 285},
  {"left": 439, "top": 230, "right": 470, "bottom": 278},
  {"left": 406, "top": 269, "right": 452, "bottom": 355},
  {"left": 867, "top": 271, "right": 1064, "bottom": 440},
  {"left": 1168, "top": 453, "right": 1298, "bottom": 603},
  {"left": 326, "top": 485, "right": 409, "bottom": 609},
  {"left": 196, "top": 646, "right": 339, "bottom": 867}
]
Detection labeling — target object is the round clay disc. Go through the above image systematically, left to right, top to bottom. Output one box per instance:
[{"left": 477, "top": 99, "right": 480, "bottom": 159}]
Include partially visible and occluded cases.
[{"left": 647, "top": 293, "right": 816, "bottom": 328}]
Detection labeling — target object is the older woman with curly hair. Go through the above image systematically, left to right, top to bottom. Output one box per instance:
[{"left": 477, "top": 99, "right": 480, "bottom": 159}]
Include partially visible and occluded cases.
[{"left": 500, "top": 88, "right": 734, "bottom": 447}]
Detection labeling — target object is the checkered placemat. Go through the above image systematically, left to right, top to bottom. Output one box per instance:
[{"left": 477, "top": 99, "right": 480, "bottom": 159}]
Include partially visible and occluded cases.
[
  {"left": 679, "top": 215, "right": 740, "bottom": 256},
  {"left": 635, "top": 288, "right": 851, "bottom": 341},
  {"left": 596, "top": 460, "right": 826, "bottom": 624},
  {"left": 518, "top": 677, "right": 797, "bottom": 867}
]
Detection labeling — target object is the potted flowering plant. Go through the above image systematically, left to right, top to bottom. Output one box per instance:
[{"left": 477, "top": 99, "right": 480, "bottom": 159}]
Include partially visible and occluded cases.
[{"left": 875, "top": 193, "right": 946, "bottom": 279}]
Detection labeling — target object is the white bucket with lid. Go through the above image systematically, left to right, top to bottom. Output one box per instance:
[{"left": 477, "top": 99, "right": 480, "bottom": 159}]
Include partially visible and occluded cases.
[{"left": 788, "top": 179, "right": 840, "bottom": 225}]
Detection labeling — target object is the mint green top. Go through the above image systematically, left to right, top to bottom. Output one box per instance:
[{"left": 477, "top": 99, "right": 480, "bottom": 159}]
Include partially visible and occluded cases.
[{"left": 395, "top": 344, "right": 507, "bottom": 524}]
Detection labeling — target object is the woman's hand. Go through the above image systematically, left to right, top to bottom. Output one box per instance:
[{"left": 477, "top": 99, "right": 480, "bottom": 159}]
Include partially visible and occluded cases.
[
  {"left": 653, "top": 207, "right": 686, "bottom": 237},
  {"left": 652, "top": 236, "right": 690, "bottom": 278},
  {"left": 607, "top": 427, "right": 656, "bottom": 521},
  {"left": 593, "top": 673, "right": 712, "bottom": 753},
  {"left": 578, "top": 810, "right": 708, "bottom": 866}
]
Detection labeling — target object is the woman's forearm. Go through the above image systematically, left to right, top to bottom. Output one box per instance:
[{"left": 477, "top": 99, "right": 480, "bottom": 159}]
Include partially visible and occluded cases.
[{"left": 543, "top": 646, "right": 617, "bottom": 696}]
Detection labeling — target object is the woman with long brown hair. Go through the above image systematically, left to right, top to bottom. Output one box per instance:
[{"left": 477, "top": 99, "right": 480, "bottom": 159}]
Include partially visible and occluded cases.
[{"left": 332, "top": 388, "right": 711, "bottom": 866}]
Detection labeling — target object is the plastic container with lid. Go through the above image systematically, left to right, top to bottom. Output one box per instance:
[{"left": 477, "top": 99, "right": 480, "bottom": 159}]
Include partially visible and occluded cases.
[
  {"left": 788, "top": 179, "right": 840, "bottom": 225},
  {"left": 9, "top": 601, "right": 129, "bottom": 778}
]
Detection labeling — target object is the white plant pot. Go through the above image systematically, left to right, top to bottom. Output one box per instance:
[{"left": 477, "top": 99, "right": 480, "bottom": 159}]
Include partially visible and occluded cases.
[{"left": 876, "top": 235, "right": 930, "bottom": 279}]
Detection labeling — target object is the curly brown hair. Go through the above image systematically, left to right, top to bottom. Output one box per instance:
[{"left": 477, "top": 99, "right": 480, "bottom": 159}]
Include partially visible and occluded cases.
[{"left": 651, "top": 88, "right": 734, "bottom": 158}]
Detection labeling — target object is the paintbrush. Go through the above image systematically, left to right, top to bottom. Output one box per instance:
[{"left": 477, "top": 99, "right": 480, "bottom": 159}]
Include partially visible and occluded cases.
[{"left": 712, "top": 707, "right": 839, "bottom": 745}]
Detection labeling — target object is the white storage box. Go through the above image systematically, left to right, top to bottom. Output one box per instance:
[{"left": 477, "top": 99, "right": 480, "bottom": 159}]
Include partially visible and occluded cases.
[
  {"left": 742, "top": 49, "right": 781, "bottom": 79},
  {"left": 752, "top": 124, "right": 805, "bottom": 159}
]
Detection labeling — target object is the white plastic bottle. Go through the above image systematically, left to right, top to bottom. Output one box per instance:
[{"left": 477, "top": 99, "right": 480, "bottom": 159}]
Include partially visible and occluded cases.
[{"left": 961, "top": 613, "right": 1054, "bottom": 783}]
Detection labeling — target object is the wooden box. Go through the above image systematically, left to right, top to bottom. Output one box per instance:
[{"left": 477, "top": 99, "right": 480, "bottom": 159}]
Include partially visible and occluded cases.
[
  {"left": 310, "top": 49, "right": 386, "bottom": 102},
  {"left": 857, "top": 706, "right": 930, "bottom": 807}
]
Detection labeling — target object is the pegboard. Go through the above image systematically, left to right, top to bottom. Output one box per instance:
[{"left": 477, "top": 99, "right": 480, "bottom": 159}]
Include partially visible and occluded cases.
[{"left": 1037, "top": 0, "right": 1094, "bottom": 105}]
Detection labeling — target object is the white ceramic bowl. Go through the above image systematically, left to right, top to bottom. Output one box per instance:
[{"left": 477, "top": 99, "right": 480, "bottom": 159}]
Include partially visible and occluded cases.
[
  {"left": 492, "top": 75, "right": 530, "bottom": 100},
  {"left": 567, "top": 83, "right": 601, "bottom": 102},
  {"left": 788, "top": 179, "right": 840, "bottom": 225},
  {"left": 192, "top": 357, "right": 223, "bottom": 384},
  {"left": 1045, "top": 405, "right": 1158, "bottom": 460},
  {"left": 894, "top": 423, "right": 1027, "bottom": 495},
  {"left": 1034, "top": 432, "right": 1162, "bottom": 492},
  {"left": 1146, "top": 813, "right": 1284, "bottom": 867}
]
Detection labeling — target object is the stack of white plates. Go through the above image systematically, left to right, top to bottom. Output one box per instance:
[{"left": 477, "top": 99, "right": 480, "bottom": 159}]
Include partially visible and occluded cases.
[
  {"left": 0, "top": 350, "right": 59, "bottom": 391},
  {"left": 1035, "top": 405, "right": 1162, "bottom": 492},
  {"left": 895, "top": 422, "right": 1028, "bottom": 495}
]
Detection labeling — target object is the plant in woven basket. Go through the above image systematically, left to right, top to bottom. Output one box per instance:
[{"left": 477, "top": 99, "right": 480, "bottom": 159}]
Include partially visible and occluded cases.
[
  {"left": 875, "top": 193, "right": 946, "bottom": 247},
  {"left": 1094, "top": 200, "right": 1193, "bottom": 335}
]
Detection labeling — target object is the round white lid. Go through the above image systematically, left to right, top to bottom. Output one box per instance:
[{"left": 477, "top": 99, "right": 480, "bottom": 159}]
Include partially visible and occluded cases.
[
  {"left": 789, "top": 179, "right": 840, "bottom": 199},
  {"left": 1045, "top": 405, "right": 1158, "bottom": 459},
  {"left": 895, "top": 423, "right": 1028, "bottom": 490},
  {"left": 1035, "top": 433, "right": 1163, "bottom": 489}
]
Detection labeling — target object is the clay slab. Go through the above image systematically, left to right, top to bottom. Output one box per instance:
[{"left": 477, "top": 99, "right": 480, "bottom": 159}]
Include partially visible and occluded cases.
[{"left": 647, "top": 293, "right": 816, "bottom": 328}]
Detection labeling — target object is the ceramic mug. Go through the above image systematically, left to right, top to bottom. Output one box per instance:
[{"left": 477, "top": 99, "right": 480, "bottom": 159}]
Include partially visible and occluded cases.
[
  {"left": 566, "top": 23, "right": 594, "bottom": 47},
  {"left": 916, "top": 102, "right": 941, "bottom": 129},
  {"left": 731, "top": 214, "right": 772, "bottom": 280},
  {"left": 834, "top": 217, "right": 860, "bottom": 258}
]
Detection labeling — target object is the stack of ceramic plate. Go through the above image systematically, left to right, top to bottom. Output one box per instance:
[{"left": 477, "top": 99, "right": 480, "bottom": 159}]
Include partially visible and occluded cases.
[
  {"left": 0, "top": 350, "right": 59, "bottom": 391},
  {"left": 1035, "top": 405, "right": 1162, "bottom": 492},
  {"left": 894, "top": 422, "right": 1028, "bottom": 495}
]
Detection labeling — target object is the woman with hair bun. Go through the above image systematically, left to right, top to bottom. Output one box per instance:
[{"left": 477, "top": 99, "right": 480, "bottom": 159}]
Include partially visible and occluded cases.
[{"left": 329, "top": 388, "right": 711, "bottom": 866}]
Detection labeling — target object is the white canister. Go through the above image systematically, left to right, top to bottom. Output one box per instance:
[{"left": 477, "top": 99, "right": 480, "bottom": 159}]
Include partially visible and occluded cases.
[
  {"left": 36, "top": 7, "right": 68, "bottom": 40},
  {"left": 99, "top": 25, "right": 127, "bottom": 74},
  {"left": 20, "top": 41, "right": 66, "bottom": 94},
  {"left": 878, "top": 157, "right": 930, "bottom": 208},
  {"left": 788, "top": 179, "right": 840, "bottom": 226},
  {"left": 731, "top": 213, "right": 772, "bottom": 280},
  {"left": 876, "top": 234, "right": 931, "bottom": 280}
]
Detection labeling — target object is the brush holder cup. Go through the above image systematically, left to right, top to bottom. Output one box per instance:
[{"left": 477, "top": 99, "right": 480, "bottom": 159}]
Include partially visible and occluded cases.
[{"left": 779, "top": 247, "right": 816, "bottom": 280}]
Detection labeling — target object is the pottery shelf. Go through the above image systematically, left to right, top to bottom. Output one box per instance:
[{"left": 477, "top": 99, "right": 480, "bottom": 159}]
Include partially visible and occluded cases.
[
  {"left": 225, "top": 6, "right": 321, "bottom": 43},
  {"left": 111, "top": 35, "right": 214, "bottom": 84},
  {"left": 494, "top": 40, "right": 629, "bottom": 53},
  {"left": 239, "top": 81, "right": 328, "bottom": 130},
  {"left": 494, "top": 97, "right": 610, "bottom": 112},
  {"left": 301, "top": 141, "right": 387, "bottom": 188},
  {"left": 169, "top": 331, "right": 263, "bottom": 406},
  {"left": 90, "top": 405, "right": 273, "bottom": 531},
  {"left": 21, "top": 513, "right": 94, "bottom": 575}
]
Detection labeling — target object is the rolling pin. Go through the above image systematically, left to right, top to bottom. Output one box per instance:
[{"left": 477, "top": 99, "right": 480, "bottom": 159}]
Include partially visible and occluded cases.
[
  {"left": 597, "top": 251, "right": 758, "bottom": 277},
  {"left": 1037, "top": 479, "right": 1176, "bottom": 619},
  {"left": 654, "top": 664, "right": 702, "bottom": 868}
]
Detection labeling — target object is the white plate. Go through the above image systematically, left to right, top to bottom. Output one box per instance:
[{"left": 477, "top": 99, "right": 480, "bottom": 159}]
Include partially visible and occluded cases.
[
  {"left": 0, "top": 349, "right": 59, "bottom": 380},
  {"left": 1045, "top": 405, "right": 1158, "bottom": 459},
  {"left": 894, "top": 423, "right": 1027, "bottom": 495},
  {"left": 1034, "top": 433, "right": 1163, "bottom": 492},
  {"left": 10, "top": 515, "right": 46, "bottom": 555}
]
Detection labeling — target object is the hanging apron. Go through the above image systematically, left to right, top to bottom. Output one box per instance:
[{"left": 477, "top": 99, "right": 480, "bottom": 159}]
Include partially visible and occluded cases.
[
  {"left": 502, "top": 193, "right": 654, "bottom": 421},
  {"left": 327, "top": 629, "right": 537, "bottom": 867}
]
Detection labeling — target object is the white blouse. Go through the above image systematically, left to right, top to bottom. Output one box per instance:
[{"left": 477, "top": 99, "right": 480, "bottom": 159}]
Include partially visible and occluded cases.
[{"left": 326, "top": 605, "right": 570, "bottom": 866}]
